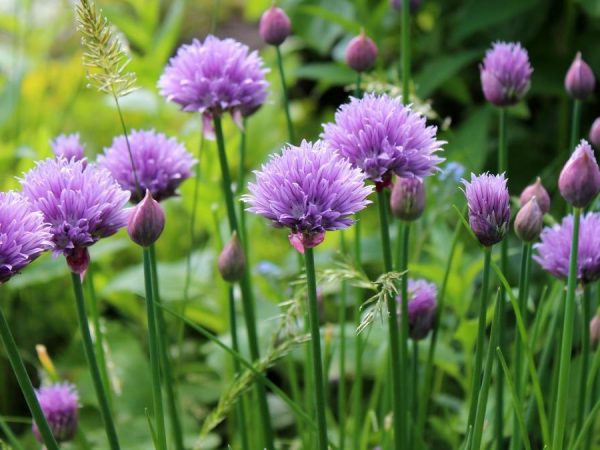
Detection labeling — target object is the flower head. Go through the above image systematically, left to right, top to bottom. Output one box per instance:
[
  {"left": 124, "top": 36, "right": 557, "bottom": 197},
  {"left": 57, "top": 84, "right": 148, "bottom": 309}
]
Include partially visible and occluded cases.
[
  {"left": 259, "top": 6, "right": 291, "bottom": 46},
  {"left": 345, "top": 33, "right": 378, "bottom": 73},
  {"left": 158, "top": 36, "right": 269, "bottom": 134},
  {"left": 480, "top": 42, "right": 532, "bottom": 106},
  {"left": 565, "top": 52, "right": 596, "bottom": 100},
  {"left": 321, "top": 93, "right": 444, "bottom": 188},
  {"left": 590, "top": 117, "right": 600, "bottom": 149},
  {"left": 98, "top": 129, "right": 195, "bottom": 203},
  {"left": 50, "top": 134, "right": 85, "bottom": 161},
  {"left": 244, "top": 140, "right": 373, "bottom": 253},
  {"left": 559, "top": 140, "right": 600, "bottom": 208},
  {"left": 20, "top": 158, "right": 130, "bottom": 261},
  {"left": 462, "top": 173, "right": 510, "bottom": 247},
  {"left": 390, "top": 176, "right": 425, "bottom": 221},
  {"left": 519, "top": 177, "right": 550, "bottom": 214},
  {"left": 128, "top": 190, "right": 165, "bottom": 247},
  {"left": 0, "top": 192, "right": 52, "bottom": 283},
  {"left": 514, "top": 197, "right": 543, "bottom": 242},
  {"left": 534, "top": 212, "right": 600, "bottom": 284},
  {"left": 218, "top": 232, "right": 246, "bottom": 282},
  {"left": 397, "top": 279, "right": 438, "bottom": 340},
  {"left": 33, "top": 383, "right": 79, "bottom": 443}
]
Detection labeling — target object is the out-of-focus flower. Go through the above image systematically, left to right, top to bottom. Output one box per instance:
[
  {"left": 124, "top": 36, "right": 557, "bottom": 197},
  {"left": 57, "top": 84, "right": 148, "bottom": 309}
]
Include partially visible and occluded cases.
[
  {"left": 390, "top": 0, "right": 422, "bottom": 12},
  {"left": 259, "top": 6, "right": 291, "bottom": 46},
  {"left": 345, "top": 33, "right": 378, "bottom": 73},
  {"left": 158, "top": 36, "right": 269, "bottom": 136},
  {"left": 480, "top": 41, "right": 532, "bottom": 107},
  {"left": 565, "top": 52, "right": 596, "bottom": 100},
  {"left": 322, "top": 93, "right": 444, "bottom": 189},
  {"left": 589, "top": 117, "right": 600, "bottom": 149},
  {"left": 98, "top": 129, "right": 195, "bottom": 203},
  {"left": 50, "top": 134, "right": 85, "bottom": 161},
  {"left": 244, "top": 140, "right": 372, "bottom": 253},
  {"left": 559, "top": 140, "right": 600, "bottom": 208},
  {"left": 20, "top": 158, "right": 130, "bottom": 273},
  {"left": 462, "top": 173, "right": 510, "bottom": 247},
  {"left": 390, "top": 177, "right": 425, "bottom": 221},
  {"left": 519, "top": 177, "right": 550, "bottom": 214},
  {"left": 127, "top": 190, "right": 165, "bottom": 247},
  {"left": 0, "top": 192, "right": 52, "bottom": 283},
  {"left": 514, "top": 197, "right": 543, "bottom": 242},
  {"left": 534, "top": 212, "right": 600, "bottom": 284},
  {"left": 218, "top": 232, "right": 246, "bottom": 282},
  {"left": 397, "top": 279, "right": 437, "bottom": 340},
  {"left": 590, "top": 315, "right": 600, "bottom": 351},
  {"left": 33, "top": 383, "right": 79, "bottom": 443}
]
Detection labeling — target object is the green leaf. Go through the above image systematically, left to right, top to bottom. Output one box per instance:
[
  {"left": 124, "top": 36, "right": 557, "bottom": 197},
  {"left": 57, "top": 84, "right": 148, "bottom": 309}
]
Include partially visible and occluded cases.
[
  {"left": 296, "top": 5, "right": 361, "bottom": 34},
  {"left": 415, "top": 50, "right": 480, "bottom": 99},
  {"left": 293, "top": 63, "right": 356, "bottom": 85}
]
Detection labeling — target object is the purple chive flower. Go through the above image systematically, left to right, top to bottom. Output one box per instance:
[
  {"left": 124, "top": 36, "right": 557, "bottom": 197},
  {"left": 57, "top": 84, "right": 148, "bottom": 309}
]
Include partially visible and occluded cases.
[
  {"left": 259, "top": 6, "right": 291, "bottom": 46},
  {"left": 345, "top": 33, "right": 378, "bottom": 73},
  {"left": 158, "top": 35, "right": 269, "bottom": 137},
  {"left": 480, "top": 41, "right": 533, "bottom": 107},
  {"left": 565, "top": 52, "right": 596, "bottom": 100},
  {"left": 321, "top": 93, "right": 444, "bottom": 189},
  {"left": 589, "top": 117, "right": 600, "bottom": 149},
  {"left": 98, "top": 129, "right": 195, "bottom": 203},
  {"left": 50, "top": 134, "right": 85, "bottom": 161},
  {"left": 244, "top": 140, "right": 373, "bottom": 253},
  {"left": 559, "top": 140, "right": 600, "bottom": 208},
  {"left": 20, "top": 158, "right": 130, "bottom": 273},
  {"left": 462, "top": 173, "right": 510, "bottom": 247},
  {"left": 390, "top": 176, "right": 425, "bottom": 221},
  {"left": 519, "top": 176, "right": 550, "bottom": 214},
  {"left": 128, "top": 190, "right": 165, "bottom": 247},
  {"left": 0, "top": 192, "right": 52, "bottom": 283},
  {"left": 514, "top": 197, "right": 543, "bottom": 242},
  {"left": 534, "top": 212, "right": 600, "bottom": 284},
  {"left": 218, "top": 232, "right": 246, "bottom": 282},
  {"left": 397, "top": 279, "right": 438, "bottom": 340},
  {"left": 33, "top": 383, "right": 79, "bottom": 443}
]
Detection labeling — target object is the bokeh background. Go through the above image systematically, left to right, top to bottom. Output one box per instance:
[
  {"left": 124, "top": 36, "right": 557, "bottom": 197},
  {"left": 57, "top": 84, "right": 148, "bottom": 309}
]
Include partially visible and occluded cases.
[{"left": 1, "top": 0, "right": 599, "bottom": 448}]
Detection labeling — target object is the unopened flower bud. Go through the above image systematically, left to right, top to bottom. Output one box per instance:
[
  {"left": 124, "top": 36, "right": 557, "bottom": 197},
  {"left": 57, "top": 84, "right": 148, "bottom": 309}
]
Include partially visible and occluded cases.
[
  {"left": 390, "top": 0, "right": 422, "bottom": 12},
  {"left": 259, "top": 6, "right": 291, "bottom": 46},
  {"left": 345, "top": 32, "right": 378, "bottom": 73},
  {"left": 565, "top": 52, "right": 596, "bottom": 100},
  {"left": 589, "top": 117, "right": 600, "bottom": 149},
  {"left": 559, "top": 140, "right": 600, "bottom": 208},
  {"left": 390, "top": 177, "right": 425, "bottom": 221},
  {"left": 519, "top": 177, "right": 550, "bottom": 214},
  {"left": 128, "top": 190, "right": 165, "bottom": 247},
  {"left": 514, "top": 197, "right": 543, "bottom": 242},
  {"left": 218, "top": 232, "right": 246, "bottom": 282},
  {"left": 66, "top": 247, "right": 90, "bottom": 275},
  {"left": 398, "top": 279, "right": 437, "bottom": 340},
  {"left": 591, "top": 315, "right": 600, "bottom": 351},
  {"left": 33, "top": 383, "right": 79, "bottom": 443}
]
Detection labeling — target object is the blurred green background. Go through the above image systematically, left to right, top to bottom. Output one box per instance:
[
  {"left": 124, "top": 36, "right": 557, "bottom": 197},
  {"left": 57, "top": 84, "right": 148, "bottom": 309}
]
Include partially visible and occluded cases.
[{"left": 0, "top": 0, "right": 599, "bottom": 448}]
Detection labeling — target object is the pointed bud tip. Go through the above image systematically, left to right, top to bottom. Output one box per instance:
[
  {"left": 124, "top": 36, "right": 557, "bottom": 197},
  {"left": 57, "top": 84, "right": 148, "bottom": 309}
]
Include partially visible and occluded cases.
[
  {"left": 345, "top": 33, "right": 378, "bottom": 73},
  {"left": 565, "top": 51, "right": 596, "bottom": 100},
  {"left": 559, "top": 140, "right": 600, "bottom": 207},
  {"left": 519, "top": 176, "right": 550, "bottom": 214},
  {"left": 128, "top": 190, "right": 165, "bottom": 247},
  {"left": 218, "top": 232, "right": 246, "bottom": 282}
]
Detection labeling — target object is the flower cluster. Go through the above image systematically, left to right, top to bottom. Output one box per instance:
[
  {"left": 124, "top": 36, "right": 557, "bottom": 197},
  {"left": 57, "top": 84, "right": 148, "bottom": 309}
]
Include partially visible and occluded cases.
[
  {"left": 322, "top": 93, "right": 444, "bottom": 187},
  {"left": 98, "top": 129, "right": 195, "bottom": 203},
  {"left": 51, "top": 134, "right": 86, "bottom": 161},
  {"left": 244, "top": 140, "right": 373, "bottom": 252},
  {"left": 33, "top": 383, "right": 79, "bottom": 443}
]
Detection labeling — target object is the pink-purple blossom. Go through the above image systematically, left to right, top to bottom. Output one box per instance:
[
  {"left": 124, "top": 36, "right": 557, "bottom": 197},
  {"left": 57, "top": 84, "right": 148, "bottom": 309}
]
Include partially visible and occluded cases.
[
  {"left": 50, "top": 134, "right": 85, "bottom": 161},
  {"left": 397, "top": 279, "right": 438, "bottom": 340},
  {"left": 33, "top": 383, "right": 79, "bottom": 443}
]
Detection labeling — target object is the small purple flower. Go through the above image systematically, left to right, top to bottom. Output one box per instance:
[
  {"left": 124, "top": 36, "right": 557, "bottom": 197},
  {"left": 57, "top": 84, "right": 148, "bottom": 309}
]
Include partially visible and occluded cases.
[
  {"left": 259, "top": 6, "right": 291, "bottom": 46},
  {"left": 345, "top": 33, "right": 378, "bottom": 73},
  {"left": 158, "top": 35, "right": 269, "bottom": 137},
  {"left": 480, "top": 42, "right": 533, "bottom": 107},
  {"left": 565, "top": 52, "right": 596, "bottom": 100},
  {"left": 321, "top": 93, "right": 444, "bottom": 188},
  {"left": 589, "top": 117, "right": 600, "bottom": 149},
  {"left": 98, "top": 129, "right": 195, "bottom": 203},
  {"left": 50, "top": 134, "right": 85, "bottom": 161},
  {"left": 244, "top": 140, "right": 373, "bottom": 253},
  {"left": 559, "top": 140, "right": 600, "bottom": 208},
  {"left": 20, "top": 158, "right": 130, "bottom": 272},
  {"left": 462, "top": 173, "right": 510, "bottom": 247},
  {"left": 390, "top": 176, "right": 425, "bottom": 221},
  {"left": 519, "top": 177, "right": 550, "bottom": 214},
  {"left": 128, "top": 190, "right": 165, "bottom": 247},
  {"left": 0, "top": 192, "right": 52, "bottom": 283},
  {"left": 514, "top": 197, "right": 543, "bottom": 242},
  {"left": 534, "top": 212, "right": 600, "bottom": 284},
  {"left": 218, "top": 232, "right": 246, "bottom": 282},
  {"left": 397, "top": 279, "right": 438, "bottom": 340},
  {"left": 33, "top": 383, "right": 79, "bottom": 443}
]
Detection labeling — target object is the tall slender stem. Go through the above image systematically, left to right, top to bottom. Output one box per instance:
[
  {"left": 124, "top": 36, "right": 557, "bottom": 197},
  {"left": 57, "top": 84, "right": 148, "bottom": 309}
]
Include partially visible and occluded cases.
[
  {"left": 401, "top": 0, "right": 410, "bottom": 104},
  {"left": 275, "top": 45, "right": 294, "bottom": 143},
  {"left": 354, "top": 72, "right": 362, "bottom": 99},
  {"left": 112, "top": 94, "right": 141, "bottom": 200},
  {"left": 569, "top": 99, "right": 582, "bottom": 153},
  {"left": 496, "top": 107, "right": 507, "bottom": 450},
  {"left": 213, "top": 115, "right": 274, "bottom": 450},
  {"left": 376, "top": 189, "right": 405, "bottom": 450},
  {"left": 551, "top": 207, "right": 582, "bottom": 449},
  {"left": 353, "top": 218, "right": 363, "bottom": 450},
  {"left": 399, "top": 223, "right": 411, "bottom": 447},
  {"left": 338, "top": 232, "right": 348, "bottom": 450},
  {"left": 511, "top": 242, "right": 531, "bottom": 450},
  {"left": 149, "top": 244, "right": 184, "bottom": 450},
  {"left": 304, "top": 247, "right": 329, "bottom": 450},
  {"left": 467, "top": 248, "right": 492, "bottom": 431},
  {"left": 142, "top": 249, "right": 167, "bottom": 450},
  {"left": 71, "top": 273, "right": 120, "bottom": 450},
  {"left": 575, "top": 284, "right": 592, "bottom": 433},
  {"left": 0, "top": 306, "right": 60, "bottom": 450},
  {"left": 411, "top": 338, "right": 418, "bottom": 446}
]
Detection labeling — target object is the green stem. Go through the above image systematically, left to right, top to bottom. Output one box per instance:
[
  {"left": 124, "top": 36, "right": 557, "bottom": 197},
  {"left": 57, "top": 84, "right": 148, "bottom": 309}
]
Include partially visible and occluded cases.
[
  {"left": 401, "top": 0, "right": 410, "bottom": 104},
  {"left": 275, "top": 45, "right": 294, "bottom": 143},
  {"left": 354, "top": 72, "right": 362, "bottom": 99},
  {"left": 112, "top": 94, "right": 141, "bottom": 200},
  {"left": 569, "top": 99, "right": 582, "bottom": 153},
  {"left": 213, "top": 115, "right": 274, "bottom": 450},
  {"left": 237, "top": 122, "right": 248, "bottom": 252},
  {"left": 376, "top": 189, "right": 405, "bottom": 450},
  {"left": 551, "top": 207, "right": 582, "bottom": 449},
  {"left": 353, "top": 218, "right": 363, "bottom": 450},
  {"left": 399, "top": 223, "right": 411, "bottom": 447},
  {"left": 339, "top": 232, "right": 348, "bottom": 450},
  {"left": 511, "top": 242, "right": 532, "bottom": 450},
  {"left": 149, "top": 244, "right": 184, "bottom": 450},
  {"left": 304, "top": 247, "right": 329, "bottom": 450},
  {"left": 467, "top": 248, "right": 492, "bottom": 431},
  {"left": 142, "top": 249, "right": 167, "bottom": 450},
  {"left": 71, "top": 273, "right": 120, "bottom": 450},
  {"left": 575, "top": 284, "right": 592, "bottom": 433},
  {"left": 228, "top": 287, "right": 250, "bottom": 450},
  {"left": 0, "top": 307, "right": 59, "bottom": 450},
  {"left": 411, "top": 338, "right": 418, "bottom": 446},
  {"left": 0, "top": 413, "right": 25, "bottom": 450}
]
